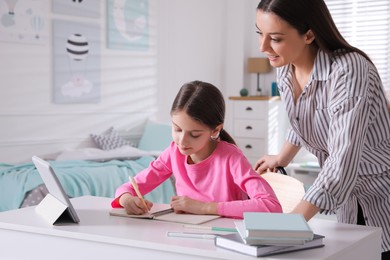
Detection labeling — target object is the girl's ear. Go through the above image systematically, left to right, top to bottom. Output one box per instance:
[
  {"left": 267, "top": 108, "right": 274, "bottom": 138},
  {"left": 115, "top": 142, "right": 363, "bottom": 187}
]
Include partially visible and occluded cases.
[{"left": 212, "top": 124, "right": 223, "bottom": 136}]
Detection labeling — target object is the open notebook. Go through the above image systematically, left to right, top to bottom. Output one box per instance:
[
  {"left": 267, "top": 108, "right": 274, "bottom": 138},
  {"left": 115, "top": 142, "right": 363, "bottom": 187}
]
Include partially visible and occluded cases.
[{"left": 109, "top": 203, "right": 220, "bottom": 225}]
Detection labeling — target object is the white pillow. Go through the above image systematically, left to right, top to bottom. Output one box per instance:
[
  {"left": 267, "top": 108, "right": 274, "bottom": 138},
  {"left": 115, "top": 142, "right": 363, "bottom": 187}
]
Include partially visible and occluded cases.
[{"left": 56, "top": 146, "right": 161, "bottom": 161}]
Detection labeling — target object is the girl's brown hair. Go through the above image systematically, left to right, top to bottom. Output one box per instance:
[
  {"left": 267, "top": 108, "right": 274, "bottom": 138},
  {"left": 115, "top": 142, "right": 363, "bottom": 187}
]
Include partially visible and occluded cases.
[{"left": 171, "top": 80, "right": 236, "bottom": 145}]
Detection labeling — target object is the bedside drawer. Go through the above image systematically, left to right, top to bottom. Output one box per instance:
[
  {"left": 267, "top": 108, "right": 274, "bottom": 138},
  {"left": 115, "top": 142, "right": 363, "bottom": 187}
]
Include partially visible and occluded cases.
[
  {"left": 233, "top": 101, "right": 267, "bottom": 119},
  {"left": 234, "top": 119, "right": 266, "bottom": 138},
  {"left": 235, "top": 138, "right": 265, "bottom": 157}
]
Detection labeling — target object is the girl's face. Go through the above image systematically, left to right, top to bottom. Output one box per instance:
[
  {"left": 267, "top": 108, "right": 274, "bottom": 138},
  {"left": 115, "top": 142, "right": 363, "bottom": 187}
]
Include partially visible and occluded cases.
[
  {"left": 256, "top": 10, "right": 314, "bottom": 68},
  {"left": 171, "top": 110, "right": 220, "bottom": 163}
]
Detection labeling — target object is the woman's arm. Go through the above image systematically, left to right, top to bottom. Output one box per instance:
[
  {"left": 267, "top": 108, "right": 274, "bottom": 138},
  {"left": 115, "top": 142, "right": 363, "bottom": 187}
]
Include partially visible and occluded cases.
[{"left": 290, "top": 200, "right": 320, "bottom": 221}]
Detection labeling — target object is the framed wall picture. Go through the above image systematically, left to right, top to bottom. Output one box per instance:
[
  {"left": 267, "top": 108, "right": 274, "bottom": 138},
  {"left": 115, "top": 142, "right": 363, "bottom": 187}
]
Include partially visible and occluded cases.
[
  {"left": 0, "top": 0, "right": 47, "bottom": 45},
  {"left": 52, "top": 0, "right": 100, "bottom": 18},
  {"left": 107, "top": 0, "right": 149, "bottom": 50},
  {"left": 53, "top": 20, "right": 101, "bottom": 104}
]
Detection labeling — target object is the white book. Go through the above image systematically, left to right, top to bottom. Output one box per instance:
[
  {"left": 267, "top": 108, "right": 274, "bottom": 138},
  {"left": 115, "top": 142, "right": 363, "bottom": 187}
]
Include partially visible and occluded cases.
[{"left": 109, "top": 203, "right": 220, "bottom": 225}]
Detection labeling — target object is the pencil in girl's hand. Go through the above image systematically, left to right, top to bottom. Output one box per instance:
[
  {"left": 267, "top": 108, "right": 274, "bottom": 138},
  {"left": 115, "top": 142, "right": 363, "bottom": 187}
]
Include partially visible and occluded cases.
[{"left": 129, "top": 176, "right": 149, "bottom": 211}]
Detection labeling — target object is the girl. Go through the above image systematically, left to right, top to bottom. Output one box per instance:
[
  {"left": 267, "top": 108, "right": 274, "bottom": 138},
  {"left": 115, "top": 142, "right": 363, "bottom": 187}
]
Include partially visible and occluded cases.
[{"left": 112, "top": 80, "right": 282, "bottom": 219}]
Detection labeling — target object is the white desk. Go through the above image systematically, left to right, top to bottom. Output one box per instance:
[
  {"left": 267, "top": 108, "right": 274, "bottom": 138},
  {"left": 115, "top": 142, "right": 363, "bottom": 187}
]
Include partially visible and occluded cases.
[{"left": 0, "top": 196, "right": 381, "bottom": 260}]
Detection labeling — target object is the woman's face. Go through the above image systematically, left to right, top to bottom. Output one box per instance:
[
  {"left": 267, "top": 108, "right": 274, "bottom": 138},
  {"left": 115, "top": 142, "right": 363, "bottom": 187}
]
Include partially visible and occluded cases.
[
  {"left": 256, "top": 10, "right": 313, "bottom": 68},
  {"left": 171, "top": 110, "right": 218, "bottom": 163}
]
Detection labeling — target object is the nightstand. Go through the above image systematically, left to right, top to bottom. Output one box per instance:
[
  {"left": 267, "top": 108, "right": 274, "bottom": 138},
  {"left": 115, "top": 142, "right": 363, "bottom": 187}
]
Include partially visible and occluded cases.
[
  {"left": 228, "top": 96, "right": 285, "bottom": 166},
  {"left": 285, "top": 162, "right": 321, "bottom": 190}
]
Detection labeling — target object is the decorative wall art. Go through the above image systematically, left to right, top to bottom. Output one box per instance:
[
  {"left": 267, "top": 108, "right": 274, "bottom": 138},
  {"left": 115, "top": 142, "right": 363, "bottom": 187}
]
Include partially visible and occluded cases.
[
  {"left": 0, "top": 0, "right": 47, "bottom": 44},
  {"left": 52, "top": 0, "right": 100, "bottom": 18},
  {"left": 107, "top": 0, "right": 149, "bottom": 50},
  {"left": 53, "top": 20, "right": 101, "bottom": 103}
]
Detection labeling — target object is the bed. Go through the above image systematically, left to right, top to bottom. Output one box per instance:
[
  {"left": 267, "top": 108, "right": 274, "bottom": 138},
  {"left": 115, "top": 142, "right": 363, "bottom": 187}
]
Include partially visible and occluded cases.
[{"left": 0, "top": 120, "right": 175, "bottom": 212}]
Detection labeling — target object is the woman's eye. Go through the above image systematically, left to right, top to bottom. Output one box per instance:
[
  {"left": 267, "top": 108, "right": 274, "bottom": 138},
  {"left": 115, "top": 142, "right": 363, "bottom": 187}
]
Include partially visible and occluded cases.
[
  {"left": 271, "top": 37, "right": 281, "bottom": 42},
  {"left": 191, "top": 134, "right": 201, "bottom": 138}
]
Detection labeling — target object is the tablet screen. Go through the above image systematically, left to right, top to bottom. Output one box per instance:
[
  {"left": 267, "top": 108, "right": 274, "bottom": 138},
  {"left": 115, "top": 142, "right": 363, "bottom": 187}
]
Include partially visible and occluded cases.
[{"left": 32, "top": 156, "right": 80, "bottom": 224}]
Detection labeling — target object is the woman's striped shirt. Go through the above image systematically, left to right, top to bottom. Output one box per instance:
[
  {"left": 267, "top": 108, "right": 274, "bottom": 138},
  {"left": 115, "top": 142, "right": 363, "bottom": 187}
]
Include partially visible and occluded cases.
[{"left": 277, "top": 49, "right": 390, "bottom": 252}]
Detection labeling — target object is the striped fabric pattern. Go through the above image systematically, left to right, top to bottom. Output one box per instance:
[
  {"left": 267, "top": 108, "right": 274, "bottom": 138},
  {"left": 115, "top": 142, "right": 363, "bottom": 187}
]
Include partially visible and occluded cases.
[
  {"left": 277, "top": 49, "right": 390, "bottom": 252},
  {"left": 90, "top": 127, "right": 135, "bottom": 150}
]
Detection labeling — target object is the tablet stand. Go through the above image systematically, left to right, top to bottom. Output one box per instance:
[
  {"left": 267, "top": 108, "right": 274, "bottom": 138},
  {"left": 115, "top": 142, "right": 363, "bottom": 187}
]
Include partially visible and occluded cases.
[{"left": 35, "top": 194, "right": 77, "bottom": 225}]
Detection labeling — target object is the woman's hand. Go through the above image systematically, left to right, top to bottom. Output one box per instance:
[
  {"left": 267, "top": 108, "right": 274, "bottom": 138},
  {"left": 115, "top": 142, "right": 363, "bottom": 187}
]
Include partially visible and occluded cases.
[
  {"left": 255, "top": 142, "right": 301, "bottom": 174},
  {"left": 254, "top": 155, "right": 280, "bottom": 174},
  {"left": 119, "top": 193, "right": 153, "bottom": 215},
  {"left": 170, "top": 196, "right": 217, "bottom": 215}
]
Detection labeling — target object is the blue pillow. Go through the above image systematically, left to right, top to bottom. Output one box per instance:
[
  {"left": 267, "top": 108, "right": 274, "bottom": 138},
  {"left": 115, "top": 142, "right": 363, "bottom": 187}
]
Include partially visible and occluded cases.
[{"left": 138, "top": 120, "right": 172, "bottom": 151}]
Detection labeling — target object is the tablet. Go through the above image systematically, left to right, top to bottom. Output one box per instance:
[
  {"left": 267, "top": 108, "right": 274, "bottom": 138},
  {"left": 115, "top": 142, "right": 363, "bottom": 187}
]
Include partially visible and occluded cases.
[{"left": 32, "top": 156, "right": 80, "bottom": 224}]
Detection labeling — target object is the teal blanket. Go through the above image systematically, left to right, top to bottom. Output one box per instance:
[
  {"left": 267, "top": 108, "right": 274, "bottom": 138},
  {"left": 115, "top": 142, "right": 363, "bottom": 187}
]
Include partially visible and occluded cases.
[{"left": 0, "top": 157, "right": 175, "bottom": 212}]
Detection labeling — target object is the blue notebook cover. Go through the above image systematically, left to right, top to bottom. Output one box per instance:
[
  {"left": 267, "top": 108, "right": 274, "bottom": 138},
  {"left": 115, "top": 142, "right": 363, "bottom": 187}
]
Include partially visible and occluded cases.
[
  {"left": 243, "top": 212, "right": 313, "bottom": 239},
  {"left": 235, "top": 221, "right": 308, "bottom": 246}
]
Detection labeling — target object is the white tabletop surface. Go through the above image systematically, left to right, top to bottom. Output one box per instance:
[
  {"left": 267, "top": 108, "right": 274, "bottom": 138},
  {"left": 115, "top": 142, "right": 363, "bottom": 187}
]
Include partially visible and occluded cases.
[{"left": 0, "top": 196, "right": 382, "bottom": 260}]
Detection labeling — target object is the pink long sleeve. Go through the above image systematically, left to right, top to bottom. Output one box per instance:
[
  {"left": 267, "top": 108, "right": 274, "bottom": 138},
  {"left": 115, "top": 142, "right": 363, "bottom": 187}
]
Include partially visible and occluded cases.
[{"left": 112, "top": 141, "right": 282, "bottom": 218}]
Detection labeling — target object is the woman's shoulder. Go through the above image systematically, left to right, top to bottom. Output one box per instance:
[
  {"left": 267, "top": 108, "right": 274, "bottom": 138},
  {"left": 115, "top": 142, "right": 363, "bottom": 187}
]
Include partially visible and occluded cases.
[{"left": 331, "top": 49, "right": 370, "bottom": 69}]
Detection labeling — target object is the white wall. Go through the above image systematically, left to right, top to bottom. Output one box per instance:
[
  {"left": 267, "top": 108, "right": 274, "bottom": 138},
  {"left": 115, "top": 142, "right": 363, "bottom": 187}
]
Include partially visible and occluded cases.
[
  {"left": 0, "top": 0, "right": 283, "bottom": 164},
  {"left": 155, "top": 0, "right": 225, "bottom": 122},
  {"left": 156, "top": 0, "right": 278, "bottom": 123},
  {"left": 0, "top": 1, "right": 159, "bottom": 163}
]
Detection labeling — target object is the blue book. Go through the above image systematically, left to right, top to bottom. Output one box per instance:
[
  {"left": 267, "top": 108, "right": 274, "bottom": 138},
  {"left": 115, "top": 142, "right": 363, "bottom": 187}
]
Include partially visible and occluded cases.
[
  {"left": 243, "top": 212, "right": 313, "bottom": 240},
  {"left": 235, "top": 221, "right": 308, "bottom": 246}
]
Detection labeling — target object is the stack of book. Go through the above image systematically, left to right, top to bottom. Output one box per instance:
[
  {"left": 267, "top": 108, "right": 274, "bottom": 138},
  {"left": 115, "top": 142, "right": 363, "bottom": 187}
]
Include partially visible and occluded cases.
[
  {"left": 215, "top": 212, "right": 325, "bottom": 257},
  {"left": 239, "top": 212, "right": 315, "bottom": 245}
]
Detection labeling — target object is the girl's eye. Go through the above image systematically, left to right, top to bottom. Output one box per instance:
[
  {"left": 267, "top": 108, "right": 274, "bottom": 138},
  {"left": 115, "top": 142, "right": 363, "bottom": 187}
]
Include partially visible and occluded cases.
[
  {"left": 256, "top": 30, "right": 262, "bottom": 35},
  {"left": 271, "top": 37, "right": 281, "bottom": 42},
  {"left": 190, "top": 134, "right": 201, "bottom": 138}
]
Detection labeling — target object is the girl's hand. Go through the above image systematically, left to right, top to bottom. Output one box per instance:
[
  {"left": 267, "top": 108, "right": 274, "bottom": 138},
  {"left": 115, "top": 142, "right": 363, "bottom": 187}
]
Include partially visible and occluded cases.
[
  {"left": 254, "top": 155, "right": 280, "bottom": 175},
  {"left": 119, "top": 193, "right": 153, "bottom": 215},
  {"left": 170, "top": 196, "right": 217, "bottom": 215}
]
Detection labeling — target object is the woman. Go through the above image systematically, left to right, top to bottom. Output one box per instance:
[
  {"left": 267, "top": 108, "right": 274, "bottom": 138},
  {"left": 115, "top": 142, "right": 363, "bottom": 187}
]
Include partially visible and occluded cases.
[
  {"left": 253, "top": 0, "right": 390, "bottom": 257},
  {"left": 112, "top": 80, "right": 282, "bottom": 219}
]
